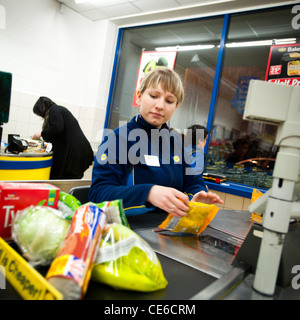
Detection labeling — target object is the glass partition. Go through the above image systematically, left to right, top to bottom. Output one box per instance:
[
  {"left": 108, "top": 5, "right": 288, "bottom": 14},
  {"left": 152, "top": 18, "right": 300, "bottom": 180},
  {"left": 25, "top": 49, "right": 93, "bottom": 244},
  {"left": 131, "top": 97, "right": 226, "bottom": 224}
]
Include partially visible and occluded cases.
[
  {"left": 107, "top": 5, "right": 298, "bottom": 191},
  {"left": 205, "top": 6, "right": 299, "bottom": 189},
  {"left": 108, "top": 17, "right": 224, "bottom": 131}
]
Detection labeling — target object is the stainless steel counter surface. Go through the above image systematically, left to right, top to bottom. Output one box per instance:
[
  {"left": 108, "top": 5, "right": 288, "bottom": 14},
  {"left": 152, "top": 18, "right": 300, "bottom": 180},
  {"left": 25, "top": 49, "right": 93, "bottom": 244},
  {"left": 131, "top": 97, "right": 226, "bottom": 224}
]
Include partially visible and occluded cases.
[{"left": 131, "top": 210, "right": 252, "bottom": 280}]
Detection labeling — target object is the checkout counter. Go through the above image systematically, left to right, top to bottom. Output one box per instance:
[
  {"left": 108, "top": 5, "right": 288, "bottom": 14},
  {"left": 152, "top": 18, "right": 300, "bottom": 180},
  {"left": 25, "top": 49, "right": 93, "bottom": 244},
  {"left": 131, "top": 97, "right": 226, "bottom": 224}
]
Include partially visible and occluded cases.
[
  {"left": 1, "top": 80, "right": 299, "bottom": 300},
  {"left": 0, "top": 136, "right": 53, "bottom": 181},
  {"left": 0, "top": 152, "right": 53, "bottom": 181},
  {"left": 0, "top": 179, "right": 299, "bottom": 301}
]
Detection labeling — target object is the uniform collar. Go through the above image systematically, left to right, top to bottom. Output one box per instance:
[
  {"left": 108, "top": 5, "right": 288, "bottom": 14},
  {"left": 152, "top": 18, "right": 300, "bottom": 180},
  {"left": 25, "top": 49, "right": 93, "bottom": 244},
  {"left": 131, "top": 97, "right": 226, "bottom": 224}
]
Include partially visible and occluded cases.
[{"left": 134, "top": 114, "right": 169, "bottom": 131}]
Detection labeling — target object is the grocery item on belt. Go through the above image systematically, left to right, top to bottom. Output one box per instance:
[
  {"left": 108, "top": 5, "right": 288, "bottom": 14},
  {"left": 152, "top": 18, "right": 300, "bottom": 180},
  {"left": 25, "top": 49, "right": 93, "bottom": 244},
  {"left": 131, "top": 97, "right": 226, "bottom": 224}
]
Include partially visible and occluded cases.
[
  {"left": 24, "top": 139, "right": 48, "bottom": 153},
  {"left": 0, "top": 182, "right": 60, "bottom": 241},
  {"left": 250, "top": 188, "right": 263, "bottom": 224},
  {"left": 58, "top": 191, "right": 81, "bottom": 220},
  {"left": 96, "top": 199, "right": 129, "bottom": 227},
  {"left": 158, "top": 201, "right": 219, "bottom": 235},
  {"left": 46, "top": 204, "right": 106, "bottom": 300},
  {"left": 12, "top": 205, "right": 71, "bottom": 266},
  {"left": 91, "top": 223, "right": 168, "bottom": 292}
]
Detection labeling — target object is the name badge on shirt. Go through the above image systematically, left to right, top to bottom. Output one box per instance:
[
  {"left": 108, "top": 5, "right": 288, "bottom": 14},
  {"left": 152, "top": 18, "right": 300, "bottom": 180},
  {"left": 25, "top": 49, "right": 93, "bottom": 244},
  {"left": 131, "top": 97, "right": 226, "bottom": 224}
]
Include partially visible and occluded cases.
[{"left": 144, "top": 155, "right": 160, "bottom": 167}]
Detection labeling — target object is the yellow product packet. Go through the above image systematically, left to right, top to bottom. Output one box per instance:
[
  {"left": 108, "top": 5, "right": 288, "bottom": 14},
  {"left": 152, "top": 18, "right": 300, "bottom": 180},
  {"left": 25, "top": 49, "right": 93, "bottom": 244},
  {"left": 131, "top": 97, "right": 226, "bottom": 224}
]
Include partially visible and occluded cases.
[
  {"left": 251, "top": 188, "right": 263, "bottom": 202},
  {"left": 250, "top": 189, "right": 263, "bottom": 223},
  {"left": 158, "top": 201, "right": 219, "bottom": 235}
]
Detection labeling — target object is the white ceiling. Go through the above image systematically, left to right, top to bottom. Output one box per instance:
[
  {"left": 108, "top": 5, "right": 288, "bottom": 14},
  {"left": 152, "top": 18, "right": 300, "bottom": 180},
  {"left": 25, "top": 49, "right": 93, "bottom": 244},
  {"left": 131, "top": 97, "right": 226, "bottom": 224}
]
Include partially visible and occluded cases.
[
  {"left": 55, "top": 0, "right": 299, "bottom": 70},
  {"left": 58, "top": 0, "right": 299, "bottom": 26}
]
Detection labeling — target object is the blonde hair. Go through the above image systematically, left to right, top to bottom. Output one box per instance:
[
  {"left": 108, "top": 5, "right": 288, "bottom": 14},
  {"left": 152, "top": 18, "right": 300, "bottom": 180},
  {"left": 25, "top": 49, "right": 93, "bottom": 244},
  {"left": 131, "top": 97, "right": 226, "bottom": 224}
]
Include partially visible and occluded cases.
[{"left": 138, "top": 68, "right": 184, "bottom": 106}]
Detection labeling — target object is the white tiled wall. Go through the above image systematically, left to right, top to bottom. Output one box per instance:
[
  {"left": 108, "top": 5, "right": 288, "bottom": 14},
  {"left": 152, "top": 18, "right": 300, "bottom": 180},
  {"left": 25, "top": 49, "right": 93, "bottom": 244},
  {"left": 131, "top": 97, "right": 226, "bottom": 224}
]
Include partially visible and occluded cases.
[
  {"left": 0, "top": 0, "right": 117, "bottom": 151},
  {"left": 2, "top": 90, "right": 106, "bottom": 151}
]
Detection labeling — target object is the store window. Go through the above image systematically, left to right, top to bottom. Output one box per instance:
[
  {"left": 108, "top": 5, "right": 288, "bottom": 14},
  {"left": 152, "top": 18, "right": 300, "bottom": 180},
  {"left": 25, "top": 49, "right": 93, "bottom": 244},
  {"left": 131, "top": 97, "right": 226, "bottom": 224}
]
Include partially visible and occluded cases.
[
  {"left": 107, "top": 5, "right": 298, "bottom": 192},
  {"left": 205, "top": 6, "right": 299, "bottom": 189},
  {"left": 108, "top": 17, "right": 224, "bottom": 131}
]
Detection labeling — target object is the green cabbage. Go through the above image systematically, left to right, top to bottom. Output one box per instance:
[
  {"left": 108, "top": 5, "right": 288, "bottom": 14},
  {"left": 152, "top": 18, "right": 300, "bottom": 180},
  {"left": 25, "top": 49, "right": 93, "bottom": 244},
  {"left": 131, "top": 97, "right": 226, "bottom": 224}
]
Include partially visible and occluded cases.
[{"left": 12, "top": 206, "right": 71, "bottom": 266}]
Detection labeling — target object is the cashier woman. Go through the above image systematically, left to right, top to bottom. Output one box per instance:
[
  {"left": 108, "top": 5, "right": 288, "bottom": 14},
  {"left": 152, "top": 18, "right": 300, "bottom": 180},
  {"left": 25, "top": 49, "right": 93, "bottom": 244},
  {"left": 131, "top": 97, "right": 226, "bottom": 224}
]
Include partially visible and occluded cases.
[{"left": 89, "top": 68, "right": 223, "bottom": 217}]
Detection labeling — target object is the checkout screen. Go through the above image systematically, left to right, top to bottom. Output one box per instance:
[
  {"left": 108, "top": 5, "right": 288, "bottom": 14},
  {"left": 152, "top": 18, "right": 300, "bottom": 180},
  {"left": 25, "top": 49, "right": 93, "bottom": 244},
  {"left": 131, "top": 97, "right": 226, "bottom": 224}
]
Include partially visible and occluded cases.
[{"left": 0, "top": 71, "right": 12, "bottom": 124}]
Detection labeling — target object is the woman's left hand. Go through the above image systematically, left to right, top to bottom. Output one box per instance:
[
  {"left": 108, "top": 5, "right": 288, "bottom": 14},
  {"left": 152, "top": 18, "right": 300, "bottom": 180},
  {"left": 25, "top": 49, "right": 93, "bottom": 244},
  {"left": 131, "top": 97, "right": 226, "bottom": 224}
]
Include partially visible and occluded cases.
[{"left": 191, "top": 190, "right": 224, "bottom": 205}]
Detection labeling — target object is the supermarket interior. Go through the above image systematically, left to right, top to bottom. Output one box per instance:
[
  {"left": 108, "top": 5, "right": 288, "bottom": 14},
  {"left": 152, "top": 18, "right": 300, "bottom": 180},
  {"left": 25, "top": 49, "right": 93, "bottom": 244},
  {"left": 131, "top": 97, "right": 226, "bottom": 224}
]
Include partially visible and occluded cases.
[{"left": 0, "top": 0, "right": 299, "bottom": 302}]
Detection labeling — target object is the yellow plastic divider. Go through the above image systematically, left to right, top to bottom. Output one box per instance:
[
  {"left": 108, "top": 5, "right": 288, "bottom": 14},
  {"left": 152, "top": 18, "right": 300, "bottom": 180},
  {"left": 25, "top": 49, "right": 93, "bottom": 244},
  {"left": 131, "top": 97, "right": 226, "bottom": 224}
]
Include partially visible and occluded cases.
[
  {"left": 0, "top": 154, "right": 53, "bottom": 180},
  {"left": 0, "top": 167, "right": 51, "bottom": 180},
  {"left": 0, "top": 237, "right": 63, "bottom": 300}
]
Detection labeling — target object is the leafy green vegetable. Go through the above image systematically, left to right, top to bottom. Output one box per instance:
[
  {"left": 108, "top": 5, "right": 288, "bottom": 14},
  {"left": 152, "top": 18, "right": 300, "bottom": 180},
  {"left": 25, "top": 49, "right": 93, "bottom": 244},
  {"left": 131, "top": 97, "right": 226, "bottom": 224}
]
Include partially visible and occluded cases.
[{"left": 12, "top": 206, "right": 71, "bottom": 266}]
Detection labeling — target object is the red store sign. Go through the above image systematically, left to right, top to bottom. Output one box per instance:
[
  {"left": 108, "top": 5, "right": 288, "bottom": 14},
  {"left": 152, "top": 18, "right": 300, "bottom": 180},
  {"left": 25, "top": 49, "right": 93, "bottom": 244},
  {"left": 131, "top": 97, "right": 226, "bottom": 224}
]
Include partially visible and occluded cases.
[{"left": 265, "top": 43, "right": 300, "bottom": 86}]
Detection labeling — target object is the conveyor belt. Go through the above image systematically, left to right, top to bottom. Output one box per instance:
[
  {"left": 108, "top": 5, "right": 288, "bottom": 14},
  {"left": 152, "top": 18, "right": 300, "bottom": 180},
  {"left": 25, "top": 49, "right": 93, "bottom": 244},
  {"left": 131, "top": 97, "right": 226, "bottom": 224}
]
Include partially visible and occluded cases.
[
  {"left": 91, "top": 206, "right": 252, "bottom": 299},
  {"left": 129, "top": 209, "right": 252, "bottom": 280},
  {"left": 0, "top": 210, "right": 253, "bottom": 300},
  {"left": 0, "top": 252, "right": 217, "bottom": 300},
  {"left": 85, "top": 254, "right": 216, "bottom": 300}
]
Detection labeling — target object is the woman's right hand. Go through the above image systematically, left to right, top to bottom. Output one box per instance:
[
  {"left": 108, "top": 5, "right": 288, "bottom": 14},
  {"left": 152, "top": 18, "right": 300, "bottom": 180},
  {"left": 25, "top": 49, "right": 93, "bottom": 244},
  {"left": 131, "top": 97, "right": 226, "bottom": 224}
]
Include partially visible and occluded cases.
[
  {"left": 32, "top": 131, "right": 42, "bottom": 140},
  {"left": 147, "top": 185, "right": 190, "bottom": 217}
]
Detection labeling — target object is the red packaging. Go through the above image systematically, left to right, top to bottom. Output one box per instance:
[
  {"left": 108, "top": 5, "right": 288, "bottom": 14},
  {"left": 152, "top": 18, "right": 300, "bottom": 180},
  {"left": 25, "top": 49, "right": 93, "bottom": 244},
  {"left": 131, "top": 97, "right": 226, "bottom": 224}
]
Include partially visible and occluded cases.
[
  {"left": 0, "top": 182, "right": 60, "bottom": 240},
  {"left": 46, "top": 204, "right": 106, "bottom": 300}
]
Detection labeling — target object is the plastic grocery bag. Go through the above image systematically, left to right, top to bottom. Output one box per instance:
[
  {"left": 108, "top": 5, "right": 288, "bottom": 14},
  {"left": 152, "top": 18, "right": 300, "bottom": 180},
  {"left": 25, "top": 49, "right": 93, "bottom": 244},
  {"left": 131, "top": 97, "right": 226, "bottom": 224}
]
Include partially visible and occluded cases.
[
  {"left": 57, "top": 191, "right": 82, "bottom": 220},
  {"left": 96, "top": 199, "right": 129, "bottom": 227},
  {"left": 158, "top": 201, "right": 219, "bottom": 235},
  {"left": 46, "top": 204, "right": 106, "bottom": 300},
  {"left": 91, "top": 223, "right": 168, "bottom": 292}
]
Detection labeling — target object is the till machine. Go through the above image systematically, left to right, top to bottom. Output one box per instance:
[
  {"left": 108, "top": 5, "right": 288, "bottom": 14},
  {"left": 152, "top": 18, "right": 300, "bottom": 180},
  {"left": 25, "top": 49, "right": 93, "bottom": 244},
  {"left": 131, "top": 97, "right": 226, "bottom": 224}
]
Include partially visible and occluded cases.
[
  {"left": 121, "top": 79, "right": 300, "bottom": 300},
  {"left": 191, "top": 79, "right": 300, "bottom": 299},
  {"left": 235, "top": 79, "right": 300, "bottom": 298}
]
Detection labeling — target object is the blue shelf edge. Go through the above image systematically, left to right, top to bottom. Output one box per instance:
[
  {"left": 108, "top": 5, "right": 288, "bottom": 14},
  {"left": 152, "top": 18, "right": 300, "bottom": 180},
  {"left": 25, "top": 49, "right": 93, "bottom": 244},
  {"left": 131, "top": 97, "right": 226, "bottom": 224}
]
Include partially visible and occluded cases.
[{"left": 206, "top": 181, "right": 268, "bottom": 199}]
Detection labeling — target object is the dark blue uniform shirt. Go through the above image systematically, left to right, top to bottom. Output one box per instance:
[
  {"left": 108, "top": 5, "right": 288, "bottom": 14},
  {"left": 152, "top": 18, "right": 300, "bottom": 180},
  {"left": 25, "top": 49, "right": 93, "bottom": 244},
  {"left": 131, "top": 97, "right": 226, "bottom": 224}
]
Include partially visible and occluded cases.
[{"left": 89, "top": 115, "right": 208, "bottom": 216}]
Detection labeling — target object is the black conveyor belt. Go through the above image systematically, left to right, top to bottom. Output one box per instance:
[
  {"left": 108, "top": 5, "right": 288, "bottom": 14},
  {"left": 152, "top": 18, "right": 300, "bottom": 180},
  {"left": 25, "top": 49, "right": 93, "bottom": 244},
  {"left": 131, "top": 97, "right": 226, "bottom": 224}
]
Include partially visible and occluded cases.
[
  {"left": 0, "top": 210, "right": 252, "bottom": 300},
  {"left": 0, "top": 252, "right": 216, "bottom": 300},
  {"left": 85, "top": 254, "right": 215, "bottom": 300}
]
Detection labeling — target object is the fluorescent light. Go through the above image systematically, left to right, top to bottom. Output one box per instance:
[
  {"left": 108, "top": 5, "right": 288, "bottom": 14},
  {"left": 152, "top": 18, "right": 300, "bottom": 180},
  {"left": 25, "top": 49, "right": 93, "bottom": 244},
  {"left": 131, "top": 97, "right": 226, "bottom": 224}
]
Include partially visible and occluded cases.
[
  {"left": 155, "top": 38, "right": 296, "bottom": 52},
  {"left": 225, "top": 38, "right": 297, "bottom": 48},
  {"left": 273, "top": 38, "right": 297, "bottom": 44},
  {"left": 155, "top": 44, "right": 215, "bottom": 51}
]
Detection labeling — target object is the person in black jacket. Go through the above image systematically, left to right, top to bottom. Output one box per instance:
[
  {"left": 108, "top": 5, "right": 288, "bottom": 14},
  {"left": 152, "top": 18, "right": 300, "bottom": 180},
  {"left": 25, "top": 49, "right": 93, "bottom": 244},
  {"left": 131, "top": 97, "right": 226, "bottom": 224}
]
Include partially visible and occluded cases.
[{"left": 32, "top": 96, "right": 94, "bottom": 180}]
